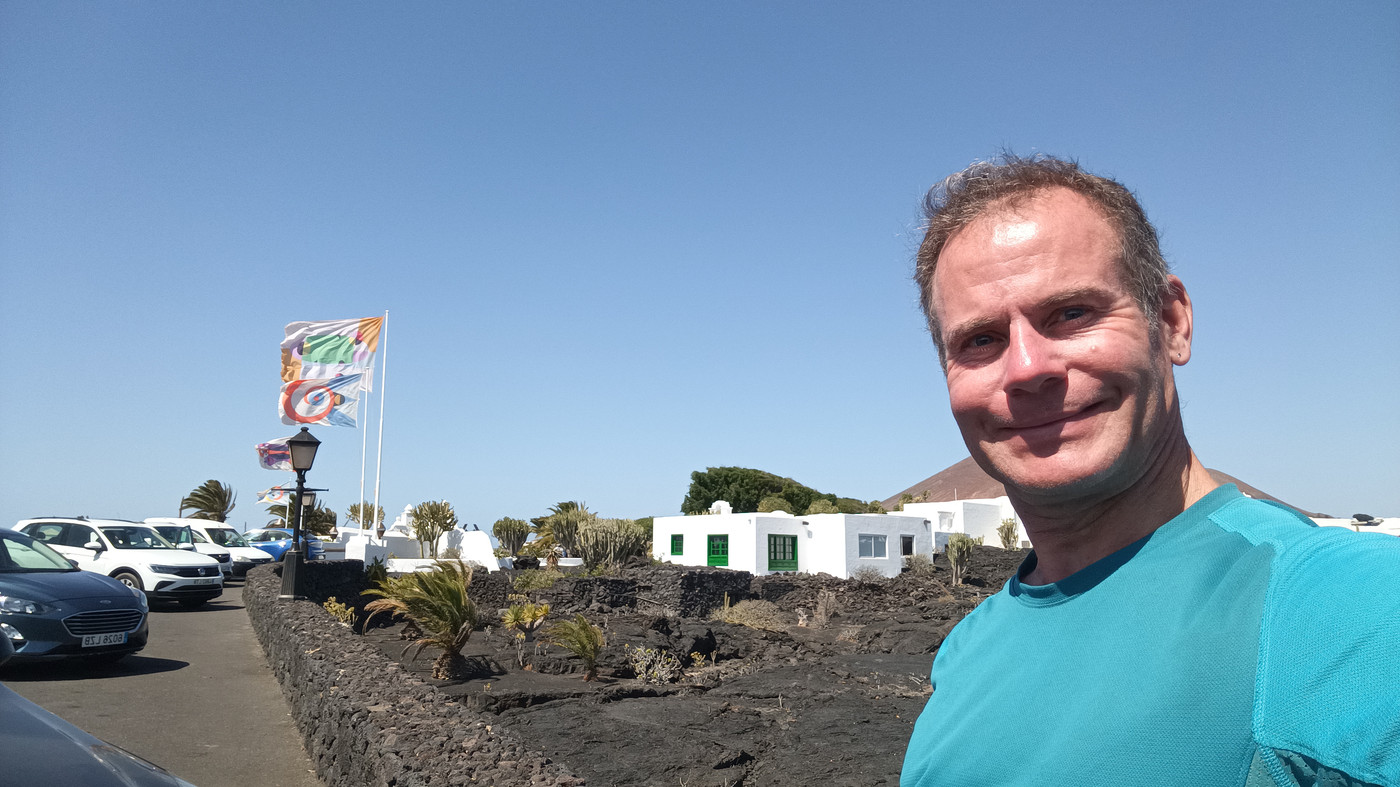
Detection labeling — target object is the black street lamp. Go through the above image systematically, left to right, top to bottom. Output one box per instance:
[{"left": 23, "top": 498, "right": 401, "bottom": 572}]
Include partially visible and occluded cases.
[{"left": 278, "top": 427, "right": 320, "bottom": 600}]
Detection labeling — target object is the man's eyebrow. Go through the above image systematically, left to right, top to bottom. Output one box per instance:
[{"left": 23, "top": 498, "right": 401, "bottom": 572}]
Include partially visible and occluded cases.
[{"left": 942, "top": 286, "right": 1118, "bottom": 344}]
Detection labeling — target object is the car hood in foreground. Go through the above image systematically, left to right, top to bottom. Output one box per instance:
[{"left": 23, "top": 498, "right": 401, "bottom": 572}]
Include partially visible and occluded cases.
[
  {"left": 0, "top": 570, "right": 140, "bottom": 604},
  {"left": 0, "top": 683, "right": 194, "bottom": 786}
]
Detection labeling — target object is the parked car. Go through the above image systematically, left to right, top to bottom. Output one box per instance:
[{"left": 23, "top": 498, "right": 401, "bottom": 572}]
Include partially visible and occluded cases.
[
  {"left": 13, "top": 518, "right": 223, "bottom": 608},
  {"left": 146, "top": 518, "right": 274, "bottom": 577},
  {"left": 145, "top": 521, "right": 234, "bottom": 579},
  {"left": 242, "top": 528, "right": 325, "bottom": 562},
  {"left": 0, "top": 529, "right": 149, "bottom": 664},
  {"left": 0, "top": 636, "right": 198, "bottom": 786}
]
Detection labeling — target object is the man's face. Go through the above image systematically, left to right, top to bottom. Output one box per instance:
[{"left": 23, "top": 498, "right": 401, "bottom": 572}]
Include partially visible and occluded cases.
[{"left": 929, "top": 187, "right": 1188, "bottom": 501}]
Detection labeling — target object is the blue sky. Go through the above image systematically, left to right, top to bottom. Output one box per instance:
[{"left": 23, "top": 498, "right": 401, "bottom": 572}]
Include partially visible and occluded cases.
[{"left": 2, "top": 2, "right": 1396, "bottom": 531}]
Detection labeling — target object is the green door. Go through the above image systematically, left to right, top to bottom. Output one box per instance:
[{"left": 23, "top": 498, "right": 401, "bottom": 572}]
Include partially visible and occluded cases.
[
  {"left": 707, "top": 534, "right": 729, "bottom": 567},
  {"left": 767, "top": 534, "right": 798, "bottom": 572}
]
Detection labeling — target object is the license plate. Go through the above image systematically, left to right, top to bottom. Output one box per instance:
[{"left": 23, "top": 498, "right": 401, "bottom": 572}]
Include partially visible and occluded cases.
[
  {"left": 191, "top": 577, "right": 219, "bottom": 585},
  {"left": 82, "top": 632, "right": 127, "bottom": 647}
]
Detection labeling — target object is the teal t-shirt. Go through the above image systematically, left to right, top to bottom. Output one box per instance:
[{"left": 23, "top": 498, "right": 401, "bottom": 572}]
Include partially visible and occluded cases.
[{"left": 900, "top": 485, "right": 1400, "bottom": 787}]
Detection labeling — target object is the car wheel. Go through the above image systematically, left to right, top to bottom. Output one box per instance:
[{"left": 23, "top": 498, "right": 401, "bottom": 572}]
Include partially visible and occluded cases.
[
  {"left": 113, "top": 572, "right": 143, "bottom": 591},
  {"left": 178, "top": 598, "right": 206, "bottom": 609}
]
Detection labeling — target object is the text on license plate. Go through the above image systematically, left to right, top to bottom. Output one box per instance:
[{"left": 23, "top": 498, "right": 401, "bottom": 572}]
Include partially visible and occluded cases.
[
  {"left": 191, "top": 577, "right": 219, "bottom": 585},
  {"left": 82, "top": 632, "right": 127, "bottom": 647}
]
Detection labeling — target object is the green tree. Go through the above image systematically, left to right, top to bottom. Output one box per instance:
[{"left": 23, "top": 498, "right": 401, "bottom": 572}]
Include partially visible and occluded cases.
[
  {"left": 681, "top": 467, "right": 852, "bottom": 516},
  {"left": 180, "top": 480, "right": 236, "bottom": 522},
  {"left": 265, "top": 495, "right": 337, "bottom": 537},
  {"left": 757, "top": 495, "right": 792, "bottom": 514},
  {"left": 804, "top": 498, "right": 839, "bottom": 515},
  {"left": 346, "top": 501, "right": 385, "bottom": 529},
  {"left": 412, "top": 501, "right": 458, "bottom": 558},
  {"left": 492, "top": 517, "right": 530, "bottom": 556},
  {"left": 363, "top": 560, "right": 480, "bottom": 679},
  {"left": 502, "top": 602, "right": 550, "bottom": 668}
]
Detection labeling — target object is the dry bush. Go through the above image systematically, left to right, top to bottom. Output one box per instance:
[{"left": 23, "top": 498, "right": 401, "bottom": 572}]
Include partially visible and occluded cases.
[{"left": 713, "top": 599, "right": 788, "bottom": 631}]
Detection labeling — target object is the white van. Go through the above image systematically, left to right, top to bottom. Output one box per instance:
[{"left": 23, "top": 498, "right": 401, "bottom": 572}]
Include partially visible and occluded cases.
[
  {"left": 146, "top": 517, "right": 275, "bottom": 577},
  {"left": 14, "top": 518, "right": 223, "bottom": 608}
]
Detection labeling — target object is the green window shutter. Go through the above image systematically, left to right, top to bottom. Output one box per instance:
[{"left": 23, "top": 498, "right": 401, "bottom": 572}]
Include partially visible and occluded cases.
[
  {"left": 671, "top": 534, "right": 684, "bottom": 555},
  {"left": 707, "top": 534, "right": 729, "bottom": 567},
  {"left": 767, "top": 534, "right": 798, "bottom": 572}
]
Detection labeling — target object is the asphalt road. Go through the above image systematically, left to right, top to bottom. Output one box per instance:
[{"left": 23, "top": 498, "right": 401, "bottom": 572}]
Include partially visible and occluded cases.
[{"left": 0, "top": 578, "right": 322, "bottom": 787}]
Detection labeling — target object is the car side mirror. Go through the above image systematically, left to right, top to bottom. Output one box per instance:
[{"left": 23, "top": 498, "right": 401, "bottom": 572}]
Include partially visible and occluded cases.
[
  {"left": 84, "top": 540, "right": 105, "bottom": 552},
  {"left": 178, "top": 544, "right": 196, "bottom": 551},
  {"left": 68, "top": 559, "right": 80, "bottom": 568}
]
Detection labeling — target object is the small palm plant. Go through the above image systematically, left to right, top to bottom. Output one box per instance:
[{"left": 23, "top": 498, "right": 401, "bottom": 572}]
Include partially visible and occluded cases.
[
  {"left": 362, "top": 559, "right": 479, "bottom": 679},
  {"left": 501, "top": 602, "right": 551, "bottom": 669},
  {"left": 545, "top": 614, "right": 606, "bottom": 681}
]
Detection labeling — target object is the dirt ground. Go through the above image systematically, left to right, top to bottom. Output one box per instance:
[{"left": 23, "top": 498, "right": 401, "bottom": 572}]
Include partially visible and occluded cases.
[{"left": 359, "top": 547, "right": 1026, "bottom": 787}]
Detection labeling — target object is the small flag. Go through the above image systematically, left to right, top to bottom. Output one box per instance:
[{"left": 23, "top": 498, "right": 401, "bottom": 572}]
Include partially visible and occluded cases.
[
  {"left": 281, "top": 317, "right": 382, "bottom": 389},
  {"left": 279, "top": 374, "right": 364, "bottom": 427},
  {"left": 256, "top": 439, "right": 292, "bottom": 471},
  {"left": 258, "top": 487, "right": 291, "bottom": 505}
]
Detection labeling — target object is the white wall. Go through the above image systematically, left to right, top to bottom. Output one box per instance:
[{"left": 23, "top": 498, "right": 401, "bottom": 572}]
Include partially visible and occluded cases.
[
  {"left": 898, "top": 497, "right": 1027, "bottom": 548},
  {"left": 825, "top": 513, "right": 931, "bottom": 579}
]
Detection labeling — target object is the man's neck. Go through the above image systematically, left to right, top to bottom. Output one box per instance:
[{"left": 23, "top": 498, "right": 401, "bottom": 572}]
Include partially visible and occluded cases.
[{"left": 1011, "top": 439, "right": 1218, "bottom": 585}]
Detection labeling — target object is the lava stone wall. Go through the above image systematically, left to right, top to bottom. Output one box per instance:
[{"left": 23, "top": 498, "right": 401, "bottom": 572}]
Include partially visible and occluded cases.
[
  {"left": 243, "top": 563, "right": 584, "bottom": 787},
  {"left": 472, "top": 564, "right": 755, "bottom": 618}
]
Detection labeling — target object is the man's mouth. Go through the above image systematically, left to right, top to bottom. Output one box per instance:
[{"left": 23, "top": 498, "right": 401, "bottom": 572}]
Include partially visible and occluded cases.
[{"left": 1000, "top": 402, "right": 1103, "bottom": 435}]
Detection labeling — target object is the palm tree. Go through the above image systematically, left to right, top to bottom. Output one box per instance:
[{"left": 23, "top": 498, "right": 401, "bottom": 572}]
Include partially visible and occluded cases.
[
  {"left": 180, "top": 480, "right": 236, "bottom": 522},
  {"left": 266, "top": 496, "right": 338, "bottom": 536},
  {"left": 531, "top": 501, "right": 593, "bottom": 556},
  {"left": 346, "top": 502, "right": 385, "bottom": 530},
  {"left": 363, "top": 560, "right": 480, "bottom": 679},
  {"left": 501, "top": 602, "right": 550, "bottom": 668}
]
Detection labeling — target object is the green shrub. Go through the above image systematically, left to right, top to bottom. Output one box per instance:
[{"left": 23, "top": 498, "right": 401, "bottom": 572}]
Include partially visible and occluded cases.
[
  {"left": 804, "top": 499, "right": 839, "bottom": 515},
  {"left": 573, "top": 518, "right": 649, "bottom": 571},
  {"left": 996, "top": 518, "right": 1021, "bottom": 550},
  {"left": 946, "top": 534, "right": 982, "bottom": 586},
  {"left": 364, "top": 556, "right": 388, "bottom": 587},
  {"left": 513, "top": 569, "right": 564, "bottom": 592},
  {"left": 322, "top": 596, "right": 356, "bottom": 625},
  {"left": 545, "top": 614, "right": 606, "bottom": 681},
  {"left": 623, "top": 643, "right": 683, "bottom": 684}
]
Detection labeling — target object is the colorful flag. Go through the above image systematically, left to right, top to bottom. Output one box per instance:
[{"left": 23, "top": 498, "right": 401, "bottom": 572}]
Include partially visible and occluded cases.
[
  {"left": 281, "top": 317, "right": 382, "bottom": 389},
  {"left": 279, "top": 374, "right": 364, "bottom": 427},
  {"left": 256, "top": 438, "right": 292, "bottom": 471},
  {"left": 258, "top": 486, "right": 291, "bottom": 504}
]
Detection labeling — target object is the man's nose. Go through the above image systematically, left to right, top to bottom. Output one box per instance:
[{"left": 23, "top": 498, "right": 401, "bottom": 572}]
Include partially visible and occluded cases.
[{"left": 1003, "top": 321, "right": 1065, "bottom": 394}]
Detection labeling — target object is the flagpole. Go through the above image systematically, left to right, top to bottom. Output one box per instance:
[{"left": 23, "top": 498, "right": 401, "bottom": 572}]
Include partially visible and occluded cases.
[
  {"left": 371, "top": 310, "right": 389, "bottom": 535},
  {"left": 358, "top": 384, "right": 368, "bottom": 528}
]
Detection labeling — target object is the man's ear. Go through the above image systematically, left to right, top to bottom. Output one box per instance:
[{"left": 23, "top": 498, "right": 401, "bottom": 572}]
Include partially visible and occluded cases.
[{"left": 1161, "top": 275, "right": 1193, "bottom": 365}]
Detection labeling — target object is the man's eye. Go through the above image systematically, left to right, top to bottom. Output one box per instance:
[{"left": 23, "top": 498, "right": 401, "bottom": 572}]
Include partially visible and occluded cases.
[
  {"left": 1061, "top": 307, "right": 1088, "bottom": 321},
  {"left": 967, "top": 334, "right": 996, "bottom": 349}
]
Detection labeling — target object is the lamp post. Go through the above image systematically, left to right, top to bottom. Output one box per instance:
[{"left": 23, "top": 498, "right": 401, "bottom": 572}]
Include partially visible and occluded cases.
[{"left": 278, "top": 427, "right": 320, "bottom": 600}]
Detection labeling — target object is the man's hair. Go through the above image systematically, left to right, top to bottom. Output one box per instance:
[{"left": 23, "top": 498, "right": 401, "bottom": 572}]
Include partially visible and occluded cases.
[{"left": 915, "top": 154, "right": 1171, "bottom": 365}]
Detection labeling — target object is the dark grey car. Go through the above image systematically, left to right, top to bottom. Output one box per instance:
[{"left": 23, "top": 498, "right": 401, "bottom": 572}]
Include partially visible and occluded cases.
[{"left": 0, "top": 529, "right": 149, "bottom": 664}]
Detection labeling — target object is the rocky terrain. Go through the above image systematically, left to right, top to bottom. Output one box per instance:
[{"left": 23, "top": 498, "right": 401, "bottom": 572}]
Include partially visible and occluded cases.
[{"left": 354, "top": 547, "right": 1026, "bottom": 787}]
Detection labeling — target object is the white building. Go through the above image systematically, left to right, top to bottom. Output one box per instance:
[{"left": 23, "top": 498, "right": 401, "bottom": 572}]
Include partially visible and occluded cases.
[
  {"left": 897, "top": 497, "right": 1028, "bottom": 548},
  {"left": 334, "top": 505, "right": 501, "bottom": 572},
  {"left": 650, "top": 506, "right": 935, "bottom": 579}
]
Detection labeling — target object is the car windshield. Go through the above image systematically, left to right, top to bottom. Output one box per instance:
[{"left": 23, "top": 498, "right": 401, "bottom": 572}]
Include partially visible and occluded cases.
[
  {"left": 100, "top": 526, "right": 177, "bottom": 550},
  {"left": 153, "top": 526, "right": 193, "bottom": 546},
  {"left": 206, "top": 528, "right": 250, "bottom": 547},
  {"left": 0, "top": 532, "right": 76, "bottom": 572}
]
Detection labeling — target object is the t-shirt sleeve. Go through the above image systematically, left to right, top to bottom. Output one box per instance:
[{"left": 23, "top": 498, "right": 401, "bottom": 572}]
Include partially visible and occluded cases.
[{"left": 1254, "top": 527, "right": 1400, "bottom": 786}]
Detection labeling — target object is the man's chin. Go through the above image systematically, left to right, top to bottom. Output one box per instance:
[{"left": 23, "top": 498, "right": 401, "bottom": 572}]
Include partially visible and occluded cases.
[{"left": 974, "top": 451, "right": 1120, "bottom": 502}]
